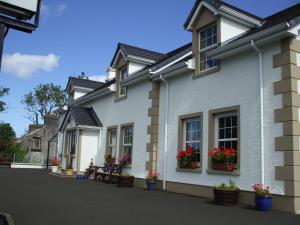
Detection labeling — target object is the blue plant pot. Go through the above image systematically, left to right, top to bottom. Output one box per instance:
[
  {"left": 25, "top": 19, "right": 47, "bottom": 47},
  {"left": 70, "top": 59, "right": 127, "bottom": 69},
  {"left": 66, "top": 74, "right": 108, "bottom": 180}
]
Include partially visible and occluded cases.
[
  {"left": 147, "top": 182, "right": 156, "bottom": 191},
  {"left": 255, "top": 195, "right": 272, "bottom": 211}
]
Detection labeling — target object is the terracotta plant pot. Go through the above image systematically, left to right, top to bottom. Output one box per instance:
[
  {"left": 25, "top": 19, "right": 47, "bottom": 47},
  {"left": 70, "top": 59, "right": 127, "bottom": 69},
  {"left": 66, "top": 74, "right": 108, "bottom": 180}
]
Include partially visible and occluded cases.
[
  {"left": 212, "top": 163, "right": 234, "bottom": 171},
  {"left": 66, "top": 169, "right": 73, "bottom": 176},
  {"left": 118, "top": 176, "right": 134, "bottom": 188},
  {"left": 213, "top": 188, "right": 240, "bottom": 206}
]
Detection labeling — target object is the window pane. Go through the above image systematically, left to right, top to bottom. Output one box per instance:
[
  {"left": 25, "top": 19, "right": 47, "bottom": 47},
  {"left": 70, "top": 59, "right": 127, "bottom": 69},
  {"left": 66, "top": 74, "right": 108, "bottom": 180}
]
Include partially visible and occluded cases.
[
  {"left": 207, "top": 27, "right": 212, "bottom": 37},
  {"left": 207, "top": 37, "right": 213, "bottom": 46},
  {"left": 232, "top": 116, "right": 237, "bottom": 126},
  {"left": 226, "top": 117, "right": 231, "bottom": 127},
  {"left": 219, "top": 118, "right": 225, "bottom": 128},
  {"left": 232, "top": 127, "right": 237, "bottom": 138},
  {"left": 219, "top": 128, "right": 224, "bottom": 139},
  {"left": 225, "top": 128, "right": 232, "bottom": 139}
]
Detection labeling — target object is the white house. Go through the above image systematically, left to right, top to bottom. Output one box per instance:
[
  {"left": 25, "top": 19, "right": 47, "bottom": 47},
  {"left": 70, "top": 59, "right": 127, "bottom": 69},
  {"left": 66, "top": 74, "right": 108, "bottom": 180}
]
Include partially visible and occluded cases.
[{"left": 57, "top": 0, "right": 300, "bottom": 214}]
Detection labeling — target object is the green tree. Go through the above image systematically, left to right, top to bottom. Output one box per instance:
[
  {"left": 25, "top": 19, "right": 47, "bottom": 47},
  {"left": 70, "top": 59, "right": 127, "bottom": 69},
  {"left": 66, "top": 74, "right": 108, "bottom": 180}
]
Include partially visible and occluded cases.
[
  {"left": 22, "top": 83, "right": 67, "bottom": 125},
  {"left": 0, "top": 87, "right": 9, "bottom": 112},
  {"left": 0, "top": 122, "right": 16, "bottom": 152}
]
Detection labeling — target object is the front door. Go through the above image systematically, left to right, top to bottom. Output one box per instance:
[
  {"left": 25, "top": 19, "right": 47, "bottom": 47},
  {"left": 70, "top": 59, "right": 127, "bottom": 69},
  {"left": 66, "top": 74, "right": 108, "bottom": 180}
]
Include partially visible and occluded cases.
[{"left": 66, "top": 130, "right": 77, "bottom": 168}]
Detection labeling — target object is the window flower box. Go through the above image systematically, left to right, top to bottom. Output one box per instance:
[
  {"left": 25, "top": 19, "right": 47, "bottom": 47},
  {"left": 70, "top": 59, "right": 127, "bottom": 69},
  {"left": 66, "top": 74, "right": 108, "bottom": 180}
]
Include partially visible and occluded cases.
[
  {"left": 177, "top": 147, "right": 199, "bottom": 169},
  {"left": 209, "top": 147, "right": 237, "bottom": 171},
  {"left": 214, "top": 180, "right": 239, "bottom": 206}
]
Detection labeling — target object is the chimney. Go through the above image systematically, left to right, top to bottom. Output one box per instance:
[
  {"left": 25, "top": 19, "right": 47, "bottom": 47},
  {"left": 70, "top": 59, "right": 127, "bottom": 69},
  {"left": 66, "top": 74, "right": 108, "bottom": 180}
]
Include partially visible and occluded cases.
[
  {"left": 106, "top": 67, "right": 116, "bottom": 81},
  {"left": 45, "top": 114, "right": 58, "bottom": 127},
  {"left": 28, "top": 124, "right": 42, "bottom": 133}
]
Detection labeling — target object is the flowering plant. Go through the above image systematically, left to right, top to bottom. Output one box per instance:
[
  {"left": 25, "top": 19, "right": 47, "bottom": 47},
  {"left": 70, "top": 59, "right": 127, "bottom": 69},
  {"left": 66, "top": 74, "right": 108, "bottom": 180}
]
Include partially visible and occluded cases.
[
  {"left": 176, "top": 146, "right": 196, "bottom": 164},
  {"left": 208, "top": 147, "right": 237, "bottom": 164},
  {"left": 119, "top": 154, "right": 131, "bottom": 166},
  {"left": 51, "top": 157, "right": 60, "bottom": 166},
  {"left": 145, "top": 170, "right": 159, "bottom": 182},
  {"left": 216, "top": 180, "right": 239, "bottom": 191},
  {"left": 252, "top": 184, "right": 271, "bottom": 196}
]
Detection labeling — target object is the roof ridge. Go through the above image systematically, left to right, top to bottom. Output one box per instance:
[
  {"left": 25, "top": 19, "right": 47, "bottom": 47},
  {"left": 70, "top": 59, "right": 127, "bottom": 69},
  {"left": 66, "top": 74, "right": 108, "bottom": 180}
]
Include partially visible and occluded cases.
[{"left": 118, "top": 42, "right": 165, "bottom": 56}]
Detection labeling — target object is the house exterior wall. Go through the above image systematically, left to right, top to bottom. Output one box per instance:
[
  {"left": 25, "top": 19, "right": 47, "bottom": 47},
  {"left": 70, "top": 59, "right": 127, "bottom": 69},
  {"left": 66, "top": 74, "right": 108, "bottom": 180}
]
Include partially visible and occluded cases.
[
  {"left": 157, "top": 41, "right": 284, "bottom": 194},
  {"left": 128, "top": 62, "right": 145, "bottom": 75},
  {"left": 81, "top": 80, "right": 152, "bottom": 178},
  {"left": 74, "top": 90, "right": 88, "bottom": 100}
]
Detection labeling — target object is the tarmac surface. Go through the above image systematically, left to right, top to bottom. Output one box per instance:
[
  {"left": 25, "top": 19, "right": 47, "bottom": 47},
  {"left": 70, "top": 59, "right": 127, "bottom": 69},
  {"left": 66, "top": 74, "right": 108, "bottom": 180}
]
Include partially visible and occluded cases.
[{"left": 0, "top": 168, "right": 299, "bottom": 225}]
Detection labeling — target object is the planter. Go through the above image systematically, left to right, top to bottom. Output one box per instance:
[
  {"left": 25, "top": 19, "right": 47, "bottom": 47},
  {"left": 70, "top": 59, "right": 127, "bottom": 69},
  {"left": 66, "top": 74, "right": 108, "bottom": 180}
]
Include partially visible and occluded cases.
[
  {"left": 179, "top": 161, "right": 198, "bottom": 169},
  {"left": 211, "top": 163, "right": 234, "bottom": 171},
  {"left": 51, "top": 166, "right": 58, "bottom": 173},
  {"left": 66, "top": 169, "right": 73, "bottom": 176},
  {"left": 118, "top": 176, "right": 134, "bottom": 188},
  {"left": 146, "top": 181, "right": 156, "bottom": 191},
  {"left": 213, "top": 188, "right": 239, "bottom": 206},
  {"left": 255, "top": 195, "right": 272, "bottom": 211}
]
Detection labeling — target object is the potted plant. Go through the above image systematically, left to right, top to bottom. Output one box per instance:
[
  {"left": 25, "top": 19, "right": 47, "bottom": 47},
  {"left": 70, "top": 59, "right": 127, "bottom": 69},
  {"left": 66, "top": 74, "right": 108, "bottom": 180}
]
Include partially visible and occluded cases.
[
  {"left": 176, "top": 146, "right": 198, "bottom": 169},
  {"left": 208, "top": 147, "right": 237, "bottom": 171},
  {"left": 105, "top": 154, "right": 115, "bottom": 165},
  {"left": 119, "top": 154, "right": 131, "bottom": 167},
  {"left": 50, "top": 157, "right": 60, "bottom": 173},
  {"left": 66, "top": 165, "right": 73, "bottom": 176},
  {"left": 145, "top": 170, "right": 159, "bottom": 191},
  {"left": 118, "top": 172, "right": 134, "bottom": 188},
  {"left": 213, "top": 180, "right": 239, "bottom": 206},
  {"left": 252, "top": 183, "right": 272, "bottom": 211}
]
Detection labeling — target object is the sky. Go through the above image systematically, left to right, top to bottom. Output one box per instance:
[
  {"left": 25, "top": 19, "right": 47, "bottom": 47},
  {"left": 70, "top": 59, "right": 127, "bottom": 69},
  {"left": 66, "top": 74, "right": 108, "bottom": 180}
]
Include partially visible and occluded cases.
[{"left": 0, "top": 0, "right": 299, "bottom": 137}]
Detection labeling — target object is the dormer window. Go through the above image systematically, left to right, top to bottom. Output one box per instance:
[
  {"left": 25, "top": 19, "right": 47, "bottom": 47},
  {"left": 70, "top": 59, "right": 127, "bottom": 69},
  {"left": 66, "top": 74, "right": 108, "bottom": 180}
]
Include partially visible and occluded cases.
[
  {"left": 200, "top": 24, "right": 217, "bottom": 49},
  {"left": 119, "top": 67, "right": 128, "bottom": 96}
]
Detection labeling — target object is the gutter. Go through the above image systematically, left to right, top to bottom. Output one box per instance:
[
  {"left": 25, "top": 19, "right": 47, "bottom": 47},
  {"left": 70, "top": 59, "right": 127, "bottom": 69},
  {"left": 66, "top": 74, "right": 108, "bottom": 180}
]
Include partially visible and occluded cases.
[
  {"left": 207, "top": 22, "right": 290, "bottom": 59},
  {"left": 251, "top": 40, "right": 265, "bottom": 185},
  {"left": 151, "top": 61, "right": 190, "bottom": 81}
]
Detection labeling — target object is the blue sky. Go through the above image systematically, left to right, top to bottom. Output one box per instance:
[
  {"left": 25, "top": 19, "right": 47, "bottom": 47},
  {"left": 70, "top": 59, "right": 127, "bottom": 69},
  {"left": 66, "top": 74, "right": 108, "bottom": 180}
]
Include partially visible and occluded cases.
[{"left": 0, "top": 0, "right": 299, "bottom": 137}]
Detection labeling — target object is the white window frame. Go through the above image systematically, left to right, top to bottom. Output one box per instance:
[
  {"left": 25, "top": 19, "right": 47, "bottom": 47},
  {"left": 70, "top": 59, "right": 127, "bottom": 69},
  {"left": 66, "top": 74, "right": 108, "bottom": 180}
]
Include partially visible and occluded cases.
[
  {"left": 199, "top": 24, "right": 217, "bottom": 49},
  {"left": 119, "top": 67, "right": 128, "bottom": 97},
  {"left": 214, "top": 111, "right": 238, "bottom": 149},
  {"left": 183, "top": 117, "right": 201, "bottom": 164},
  {"left": 122, "top": 126, "right": 133, "bottom": 163},
  {"left": 108, "top": 128, "right": 117, "bottom": 160},
  {"left": 32, "top": 137, "right": 41, "bottom": 150}
]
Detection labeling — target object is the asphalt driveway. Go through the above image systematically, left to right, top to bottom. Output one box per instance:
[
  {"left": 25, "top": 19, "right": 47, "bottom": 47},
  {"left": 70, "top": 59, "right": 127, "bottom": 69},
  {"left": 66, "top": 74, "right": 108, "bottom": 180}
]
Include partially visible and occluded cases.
[{"left": 0, "top": 168, "right": 299, "bottom": 225}]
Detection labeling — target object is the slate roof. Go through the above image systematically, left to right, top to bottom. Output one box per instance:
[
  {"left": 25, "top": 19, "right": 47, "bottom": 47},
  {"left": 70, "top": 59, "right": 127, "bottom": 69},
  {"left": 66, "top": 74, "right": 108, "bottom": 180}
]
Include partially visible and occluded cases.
[
  {"left": 184, "top": 0, "right": 262, "bottom": 29},
  {"left": 110, "top": 43, "right": 165, "bottom": 66},
  {"left": 66, "top": 77, "right": 105, "bottom": 92},
  {"left": 70, "top": 107, "right": 102, "bottom": 127}
]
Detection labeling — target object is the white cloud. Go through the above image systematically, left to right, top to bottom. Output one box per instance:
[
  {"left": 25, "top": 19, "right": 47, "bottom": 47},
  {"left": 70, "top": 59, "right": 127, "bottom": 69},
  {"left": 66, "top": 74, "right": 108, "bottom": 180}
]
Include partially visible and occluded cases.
[
  {"left": 41, "top": 3, "right": 67, "bottom": 18},
  {"left": 2, "top": 53, "right": 60, "bottom": 79},
  {"left": 89, "top": 75, "right": 107, "bottom": 82}
]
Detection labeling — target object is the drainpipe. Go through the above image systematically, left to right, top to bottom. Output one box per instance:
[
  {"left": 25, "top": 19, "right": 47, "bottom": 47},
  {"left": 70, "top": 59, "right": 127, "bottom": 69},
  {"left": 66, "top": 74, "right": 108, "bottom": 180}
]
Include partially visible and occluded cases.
[
  {"left": 251, "top": 40, "right": 265, "bottom": 185},
  {"left": 158, "top": 74, "right": 169, "bottom": 191}
]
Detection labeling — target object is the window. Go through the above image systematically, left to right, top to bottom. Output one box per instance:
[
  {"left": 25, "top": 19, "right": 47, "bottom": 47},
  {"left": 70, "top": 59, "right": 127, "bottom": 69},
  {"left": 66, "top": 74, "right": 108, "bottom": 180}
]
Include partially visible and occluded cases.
[
  {"left": 200, "top": 24, "right": 217, "bottom": 49},
  {"left": 200, "top": 55, "right": 219, "bottom": 71},
  {"left": 119, "top": 67, "right": 128, "bottom": 96},
  {"left": 208, "top": 106, "right": 240, "bottom": 174},
  {"left": 178, "top": 112, "right": 203, "bottom": 170},
  {"left": 215, "top": 112, "right": 238, "bottom": 152},
  {"left": 184, "top": 118, "right": 201, "bottom": 163},
  {"left": 121, "top": 125, "right": 133, "bottom": 165},
  {"left": 107, "top": 127, "right": 117, "bottom": 162},
  {"left": 32, "top": 137, "right": 41, "bottom": 150}
]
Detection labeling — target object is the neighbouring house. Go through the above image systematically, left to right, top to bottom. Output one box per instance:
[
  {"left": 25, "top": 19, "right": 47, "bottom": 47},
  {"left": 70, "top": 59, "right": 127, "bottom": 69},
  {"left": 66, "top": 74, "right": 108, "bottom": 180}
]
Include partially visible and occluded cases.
[
  {"left": 57, "top": 0, "right": 300, "bottom": 214},
  {"left": 20, "top": 114, "right": 58, "bottom": 165}
]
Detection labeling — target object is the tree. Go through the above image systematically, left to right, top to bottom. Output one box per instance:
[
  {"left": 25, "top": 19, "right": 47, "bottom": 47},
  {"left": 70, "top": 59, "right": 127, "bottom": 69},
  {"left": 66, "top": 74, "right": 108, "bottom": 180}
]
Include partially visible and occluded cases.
[
  {"left": 22, "top": 83, "right": 67, "bottom": 125},
  {"left": 0, "top": 87, "right": 9, "bottom": 112},
  {"left": 0, "top": 122, "right": 16, "bottom": 152}
]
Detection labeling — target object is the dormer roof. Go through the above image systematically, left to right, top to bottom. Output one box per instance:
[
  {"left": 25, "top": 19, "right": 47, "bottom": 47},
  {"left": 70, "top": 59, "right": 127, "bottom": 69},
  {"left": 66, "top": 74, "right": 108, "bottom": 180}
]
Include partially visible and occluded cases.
[
  {"left": 184, "top": 0, "right": 263, "bottom": 31},
  {"left": 110, "top": 43, "right": 165, "bottom": 68},
  {"left": 65, "top": 77, "right": 104, "bottom": 93}
]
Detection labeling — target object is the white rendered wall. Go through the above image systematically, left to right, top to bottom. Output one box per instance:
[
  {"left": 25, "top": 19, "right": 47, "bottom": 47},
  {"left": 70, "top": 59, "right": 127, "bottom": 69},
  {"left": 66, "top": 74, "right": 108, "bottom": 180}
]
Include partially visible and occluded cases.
[
  {"left": 0, "top": 0, "right": 38, "bottom": 12},
  {"left": 220, "top": 17, "right": 249, "bottom": 43},
  {"left": 157, "top": 41, "right": 284, "bottom": 194},
  {"left": 128, "top": 62, "right": 145, "bottom": 75},
  {"left": 80, "top": 81, "right": 152, "bottom": 178},
  {"left": 74, "top": 91, "right": 88, "bottom": 100},
  {"left": 79, "top": 129, "right": 100, "bottom": 171}
]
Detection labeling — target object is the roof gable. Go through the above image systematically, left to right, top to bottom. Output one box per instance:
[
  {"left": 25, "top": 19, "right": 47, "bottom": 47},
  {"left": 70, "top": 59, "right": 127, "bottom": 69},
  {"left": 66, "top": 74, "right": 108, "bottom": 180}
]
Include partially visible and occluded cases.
[
  {"left": 184, "top": 0, "right": 262, "bottom": 31},
  {"left": 110, "top": 43, "right": 165, "bottom": 67},
  {"left": 66, "top": 77, "right": 104, "bottom": 93}
]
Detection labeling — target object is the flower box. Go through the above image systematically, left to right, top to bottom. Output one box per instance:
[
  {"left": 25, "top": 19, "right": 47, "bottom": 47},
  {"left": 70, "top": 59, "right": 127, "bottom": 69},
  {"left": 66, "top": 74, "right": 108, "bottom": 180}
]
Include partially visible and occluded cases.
[
  {"left": 179, "top": 161, "right": 199, "bottom": 169},
  {"left": 211, "top": 162, "right": 234, "bottom": 171},
  {"left": 118, "top": 175, "right": 134, "bottom": 188},
  {"left": 213, "top": 188, "right": 239, "bottom": 206}
]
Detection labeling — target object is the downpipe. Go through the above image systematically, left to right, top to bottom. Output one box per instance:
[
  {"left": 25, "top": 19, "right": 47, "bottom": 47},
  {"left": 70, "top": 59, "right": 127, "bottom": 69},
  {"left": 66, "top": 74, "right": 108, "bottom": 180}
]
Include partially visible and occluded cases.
[{"left": 251, "top": 40, "right": 265, "bottom": 185}]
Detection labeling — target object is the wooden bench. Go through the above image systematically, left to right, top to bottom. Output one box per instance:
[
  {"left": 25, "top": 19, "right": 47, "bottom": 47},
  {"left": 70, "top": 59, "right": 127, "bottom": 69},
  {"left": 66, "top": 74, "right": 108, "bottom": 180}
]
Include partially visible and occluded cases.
[{"left": 94, "top": 164, "right": 122, "bottom": 183}]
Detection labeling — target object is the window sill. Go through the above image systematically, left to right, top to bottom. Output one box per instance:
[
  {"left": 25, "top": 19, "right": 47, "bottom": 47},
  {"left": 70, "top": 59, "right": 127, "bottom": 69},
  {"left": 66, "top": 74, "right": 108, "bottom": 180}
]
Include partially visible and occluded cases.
[
  {"left": 193, "top": 66, "right": 220, "bottom": 79},
  {"left": 115, "top": 95, "right": 127, "bottom": 102},
  {"left": 176, "top": 167, "right": 202, "bottom": 173},
  {"left": 206, "top": 169, "right": 240, "bottom": 176}
]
